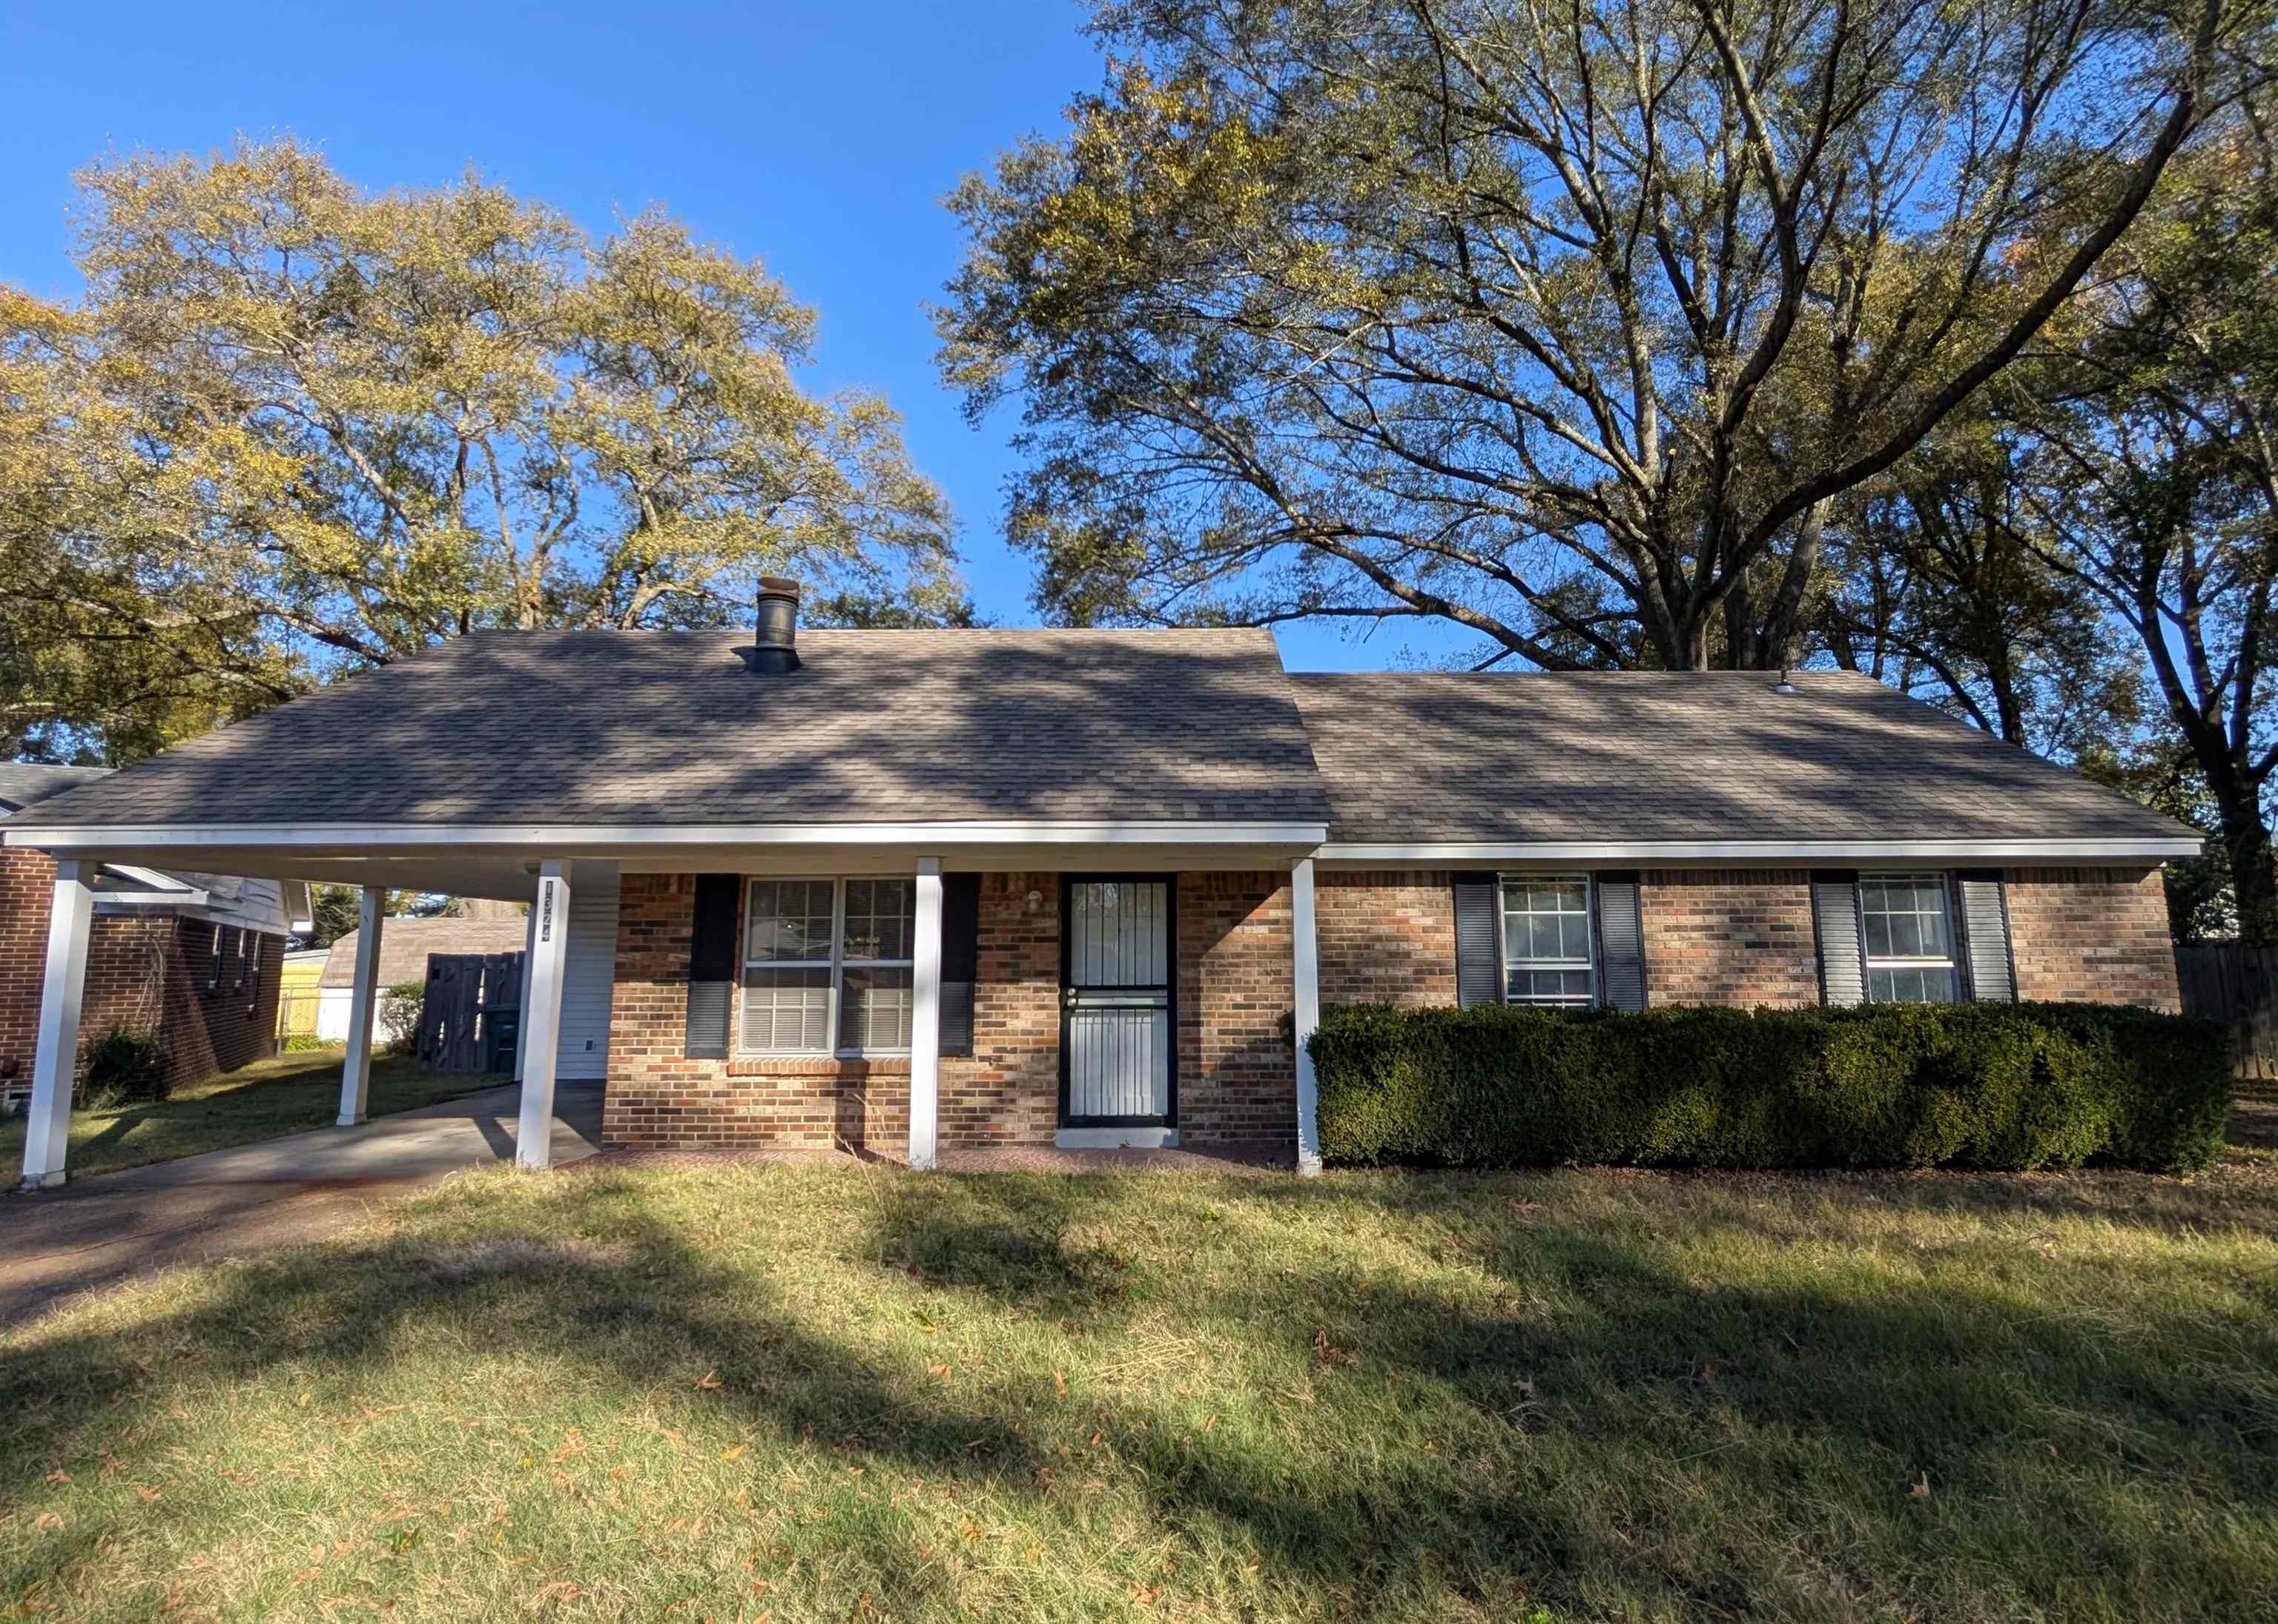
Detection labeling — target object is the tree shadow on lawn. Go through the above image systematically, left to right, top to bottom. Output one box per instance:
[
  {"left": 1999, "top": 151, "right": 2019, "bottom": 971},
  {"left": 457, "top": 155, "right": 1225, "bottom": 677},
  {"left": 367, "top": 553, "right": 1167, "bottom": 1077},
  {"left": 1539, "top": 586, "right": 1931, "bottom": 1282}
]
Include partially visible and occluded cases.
[
  {"left": 2, "top": 1168, "right": 2274, "bottom": 1619},
  {"left": 856, "top": 1170, "right": 2278, "bottom": 1614}
]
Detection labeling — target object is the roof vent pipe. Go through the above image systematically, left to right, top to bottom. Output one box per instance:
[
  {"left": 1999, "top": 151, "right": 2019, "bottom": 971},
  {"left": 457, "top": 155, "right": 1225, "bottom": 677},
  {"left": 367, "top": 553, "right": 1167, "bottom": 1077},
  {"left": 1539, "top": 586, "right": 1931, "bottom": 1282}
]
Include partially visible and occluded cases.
[
  {"left": 750, "top": 577, "right": 801, "bottom": 674},
  {"left": 1770, "top": 665, "right": 1799, "bottom": 696}
]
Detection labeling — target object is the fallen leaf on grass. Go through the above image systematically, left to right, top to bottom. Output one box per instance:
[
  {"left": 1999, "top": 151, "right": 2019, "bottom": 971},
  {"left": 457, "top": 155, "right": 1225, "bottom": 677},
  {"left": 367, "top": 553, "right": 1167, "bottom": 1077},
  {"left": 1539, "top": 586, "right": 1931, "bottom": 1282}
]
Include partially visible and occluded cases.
[
  {"left": 1313, "top": 1330, "right": 1356, "bottom": 1369},
  {"left": 695, "top": 1370, "right": 724, "bottom": 1391},
  {"left": 1909, "top": 1471, "right": 1932, "bottom": 1501}
]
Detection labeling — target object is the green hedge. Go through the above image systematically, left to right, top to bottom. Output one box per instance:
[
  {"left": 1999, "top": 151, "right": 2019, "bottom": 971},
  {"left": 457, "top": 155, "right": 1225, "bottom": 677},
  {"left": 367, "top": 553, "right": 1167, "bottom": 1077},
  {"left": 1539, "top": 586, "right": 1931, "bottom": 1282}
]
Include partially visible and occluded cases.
[{"left": 1311, "top": 1002, "right": 2234, "bottom": 1173}]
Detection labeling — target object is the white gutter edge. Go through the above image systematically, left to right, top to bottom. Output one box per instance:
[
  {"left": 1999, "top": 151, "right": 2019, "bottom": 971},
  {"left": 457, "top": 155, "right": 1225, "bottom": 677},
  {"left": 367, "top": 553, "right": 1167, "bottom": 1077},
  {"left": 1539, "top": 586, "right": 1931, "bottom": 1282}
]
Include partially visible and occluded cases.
[
  {"left": 1, "top": 819, "right": 1333, "bottom": 851},
  {"left": 1315, "top": 837, "right": 2205, "bottom": 863}
]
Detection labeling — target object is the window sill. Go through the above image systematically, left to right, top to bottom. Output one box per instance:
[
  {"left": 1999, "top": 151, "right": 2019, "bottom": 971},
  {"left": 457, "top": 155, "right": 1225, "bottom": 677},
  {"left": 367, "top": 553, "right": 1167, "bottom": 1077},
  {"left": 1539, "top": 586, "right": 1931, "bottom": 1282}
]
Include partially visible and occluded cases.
[{"left": 726, "top": 1056, "right": 911, "bottom": 1078}]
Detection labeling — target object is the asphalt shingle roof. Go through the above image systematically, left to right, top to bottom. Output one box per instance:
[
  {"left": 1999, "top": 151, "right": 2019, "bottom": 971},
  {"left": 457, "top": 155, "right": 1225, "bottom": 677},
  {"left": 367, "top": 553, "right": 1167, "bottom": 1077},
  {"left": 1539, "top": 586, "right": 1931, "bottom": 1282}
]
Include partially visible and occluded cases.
[
  {"left": 12, "top": 628, "right": 1333, "bottom": 830},
  {"left": 5, "top": 633, "right": 2191, "bottom": 849},
  {"left": 1288, "top": 670, "right": 2193, "bottom": 846},
  {"left": 0, "top": 764, "right": 111, "bottom": 814},
  {"left": 318, "top": 918, "right": 532, "bottom": 989}
]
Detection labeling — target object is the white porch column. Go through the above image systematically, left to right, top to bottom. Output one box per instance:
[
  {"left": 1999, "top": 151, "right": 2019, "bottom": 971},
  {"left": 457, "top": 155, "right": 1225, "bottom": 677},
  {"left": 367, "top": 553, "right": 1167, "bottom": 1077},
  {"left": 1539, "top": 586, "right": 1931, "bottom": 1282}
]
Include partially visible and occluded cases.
[
  {"left": 1290, "top": 855, "right": 1324, "bottom": 1177},
  {"left": 908, "top": 857, "right": 944, "bottom": 1172},
  {"left": 515, "top": 859, "right": 572, "bottom": 1170},
  {"left": 19, "top": 861, "right": 93, "bottom": 1190},
  {"left": 335, "top": 887, "right": 386, "bottom": 1126},
  {"left": 512, "top": 897, "right": 538, "bottom": 1081}
]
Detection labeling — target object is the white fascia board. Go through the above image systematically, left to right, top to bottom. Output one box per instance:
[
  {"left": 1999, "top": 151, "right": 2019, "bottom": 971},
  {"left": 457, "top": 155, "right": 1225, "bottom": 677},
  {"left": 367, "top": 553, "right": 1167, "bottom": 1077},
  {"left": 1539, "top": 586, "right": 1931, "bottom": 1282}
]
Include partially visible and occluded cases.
[
  {"left": 1, "top": 819, "right": 1330, "bottom": 852},
  {"left": 1315, "top": 836, "right": 2205, "bottom": 864},
  {"left": 103, "top": 862, "right": 205, "bottom": 896},
  {"left": 90, "top": 892, "right": 211, "bottom": 912}
]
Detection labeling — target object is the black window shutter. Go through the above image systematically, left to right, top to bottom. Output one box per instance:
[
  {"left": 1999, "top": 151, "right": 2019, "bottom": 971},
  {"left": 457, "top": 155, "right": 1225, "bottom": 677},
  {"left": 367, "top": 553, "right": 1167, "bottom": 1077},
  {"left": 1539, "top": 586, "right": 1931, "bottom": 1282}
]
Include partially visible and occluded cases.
[
  {"left": 1955, "top": 869, "right": 2015, "bottom": 1003},
  {"left": 1811, "top": 871, "right": 1866, "bottom": 1006},
  {"left": 1452, "top": 872, "right": 1503, "bottom": 1008},
  {"left": 1594, "top": 872, "right": 1648, "bottom": 1011},
  {"left": 939, "top": 873, "right": 981, "bottom": 1057},
  {"left": 685, "top": 874, "right": 741, "bottom": 1060}
]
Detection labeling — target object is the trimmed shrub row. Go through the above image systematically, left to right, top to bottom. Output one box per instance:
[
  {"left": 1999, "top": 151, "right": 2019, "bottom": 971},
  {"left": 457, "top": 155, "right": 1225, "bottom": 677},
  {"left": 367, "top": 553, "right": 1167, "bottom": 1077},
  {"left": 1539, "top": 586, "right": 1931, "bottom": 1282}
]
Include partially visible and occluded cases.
[{"left": 1310, "top": 1001, "right": 2233, "bottom": 1173}]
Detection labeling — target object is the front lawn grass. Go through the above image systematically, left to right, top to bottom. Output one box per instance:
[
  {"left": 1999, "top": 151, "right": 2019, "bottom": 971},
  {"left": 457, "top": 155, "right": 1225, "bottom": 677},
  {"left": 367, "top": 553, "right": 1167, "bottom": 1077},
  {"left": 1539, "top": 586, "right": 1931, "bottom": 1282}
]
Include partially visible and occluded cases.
[
  {"left": 0, "top": 1047, "right": 495, "bottom": 1179},
  {"left": 4, "top": 1141, "right": 2275, "bottom": 1621}
]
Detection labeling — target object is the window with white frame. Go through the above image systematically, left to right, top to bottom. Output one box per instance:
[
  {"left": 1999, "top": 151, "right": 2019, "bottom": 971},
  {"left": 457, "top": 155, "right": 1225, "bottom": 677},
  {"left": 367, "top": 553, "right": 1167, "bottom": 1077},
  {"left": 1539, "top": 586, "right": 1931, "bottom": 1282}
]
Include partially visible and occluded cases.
[
  {"left": 1859, "top": 873, "right": 1959, "bottom": 1003},
  {"left": 1499, "top": 875, "right": 1594, "bottom": 1007},
  {"left": 740, "top": 877, "right": 915, "bottom": 1055}
]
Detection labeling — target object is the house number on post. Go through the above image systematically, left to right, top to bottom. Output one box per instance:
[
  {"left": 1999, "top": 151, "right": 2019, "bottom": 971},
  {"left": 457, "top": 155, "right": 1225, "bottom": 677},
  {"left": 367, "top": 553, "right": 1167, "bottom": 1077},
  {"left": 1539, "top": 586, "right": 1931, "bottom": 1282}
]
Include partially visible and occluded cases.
[{"left": 538, "top": 879, "right": 555, "bottom": 944}]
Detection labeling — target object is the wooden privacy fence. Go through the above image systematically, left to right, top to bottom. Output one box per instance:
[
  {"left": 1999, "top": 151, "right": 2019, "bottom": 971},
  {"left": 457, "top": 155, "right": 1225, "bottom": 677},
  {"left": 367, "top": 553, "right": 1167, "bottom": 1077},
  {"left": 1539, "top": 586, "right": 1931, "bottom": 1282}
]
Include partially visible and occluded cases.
[
  {"left": 2174, "top": 943, "right": 2278, "bottom": 1080},
  {"left": 414, "top": 951, "right": 526, "bottom": 1075}
]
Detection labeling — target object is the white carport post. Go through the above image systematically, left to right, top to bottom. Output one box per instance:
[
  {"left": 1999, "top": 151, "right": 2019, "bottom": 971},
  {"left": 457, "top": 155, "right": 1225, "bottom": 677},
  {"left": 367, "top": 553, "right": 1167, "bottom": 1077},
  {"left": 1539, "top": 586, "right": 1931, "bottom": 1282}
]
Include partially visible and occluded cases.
[
  {"left": 1290, "top": 855, "right": 1324, "bottom": 1177},
  {"left": 909, "top": 857, "right": 944, "bottom": 1171},
  {"left": 515, "top": 859, "right": 572, "bottom": 1170},
  {"left": 19, "top": 860, "right": 93, "bottom": 1189},
  {"left": 336, "top": 887, "right": 386, "bottom": 1126},
  {"left": 512, "top": 898, "right": 538, "bottom": 1081}
]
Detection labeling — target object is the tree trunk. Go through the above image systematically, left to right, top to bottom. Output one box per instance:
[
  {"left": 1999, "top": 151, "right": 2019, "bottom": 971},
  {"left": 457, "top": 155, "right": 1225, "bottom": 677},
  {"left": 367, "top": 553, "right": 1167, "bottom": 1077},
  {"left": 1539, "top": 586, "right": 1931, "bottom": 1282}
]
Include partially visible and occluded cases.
[{"left": 2213, "top": 785, "right": 2278, "bottom": 945}]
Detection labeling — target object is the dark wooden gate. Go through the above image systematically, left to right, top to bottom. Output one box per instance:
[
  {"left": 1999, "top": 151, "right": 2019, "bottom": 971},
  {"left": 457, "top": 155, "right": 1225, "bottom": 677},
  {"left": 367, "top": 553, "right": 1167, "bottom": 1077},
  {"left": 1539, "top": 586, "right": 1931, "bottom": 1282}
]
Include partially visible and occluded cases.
[
  {"left": 2174, "top": 943, "right": 2278, "bottom": 1080},
  {"left": 415, "top": 951, "right": 526, "bottom": 1074}
]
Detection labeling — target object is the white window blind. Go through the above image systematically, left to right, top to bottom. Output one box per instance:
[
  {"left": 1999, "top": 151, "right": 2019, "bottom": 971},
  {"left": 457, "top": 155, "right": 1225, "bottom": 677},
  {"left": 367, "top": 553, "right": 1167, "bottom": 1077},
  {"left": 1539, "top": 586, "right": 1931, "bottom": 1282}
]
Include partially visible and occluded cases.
[
  {"left": 1499, "top": 876, "right": 1594, "bottom": 1007},
  {"left": 740, "top": 877, "right": 916, "bottom": 1056}
]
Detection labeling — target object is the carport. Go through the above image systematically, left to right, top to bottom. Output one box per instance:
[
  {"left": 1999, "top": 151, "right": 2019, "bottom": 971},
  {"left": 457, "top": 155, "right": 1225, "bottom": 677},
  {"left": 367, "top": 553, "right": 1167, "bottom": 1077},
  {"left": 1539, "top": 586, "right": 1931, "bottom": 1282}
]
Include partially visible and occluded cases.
[{"left": 6, "top": 834, "right": 608, "bottom": 1189}]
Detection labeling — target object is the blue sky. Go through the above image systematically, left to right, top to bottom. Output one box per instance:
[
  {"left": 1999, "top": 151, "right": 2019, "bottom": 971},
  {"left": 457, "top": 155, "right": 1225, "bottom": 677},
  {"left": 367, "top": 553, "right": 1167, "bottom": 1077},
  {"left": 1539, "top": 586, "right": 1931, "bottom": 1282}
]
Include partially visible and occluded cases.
[{"left": 0, "top": 0, "right": 1448, "bottom": 671}]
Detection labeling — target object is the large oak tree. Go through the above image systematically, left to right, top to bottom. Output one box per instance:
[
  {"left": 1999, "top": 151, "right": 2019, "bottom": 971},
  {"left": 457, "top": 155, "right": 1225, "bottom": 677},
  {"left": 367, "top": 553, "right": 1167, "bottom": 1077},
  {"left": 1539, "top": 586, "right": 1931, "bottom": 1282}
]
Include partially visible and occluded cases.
[
  {"left": 941, "top": 0, "right": 2228, "bottom": 670},
  {"left": 2, "top": 139, "right": 962, "bottom": 757}
]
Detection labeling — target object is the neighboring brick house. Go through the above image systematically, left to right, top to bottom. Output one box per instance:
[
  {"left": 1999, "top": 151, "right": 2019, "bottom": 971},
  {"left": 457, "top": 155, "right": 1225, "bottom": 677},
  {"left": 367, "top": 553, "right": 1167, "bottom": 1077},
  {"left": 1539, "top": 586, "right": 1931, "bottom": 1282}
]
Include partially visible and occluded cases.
[
  {"left": 1, "top": 581, "right": 2202, "bottom": 1186},
  {"left": 0, "top": 765, "right": 308, "bottom": 1108}
]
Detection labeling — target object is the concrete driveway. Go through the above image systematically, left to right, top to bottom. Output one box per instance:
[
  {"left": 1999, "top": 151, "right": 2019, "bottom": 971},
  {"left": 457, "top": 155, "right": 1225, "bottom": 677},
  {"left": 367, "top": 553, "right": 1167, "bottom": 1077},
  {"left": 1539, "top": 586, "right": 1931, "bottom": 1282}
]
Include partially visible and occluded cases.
[{"left": 0, "top": 1080, "right": 603, "bottom": 1326}]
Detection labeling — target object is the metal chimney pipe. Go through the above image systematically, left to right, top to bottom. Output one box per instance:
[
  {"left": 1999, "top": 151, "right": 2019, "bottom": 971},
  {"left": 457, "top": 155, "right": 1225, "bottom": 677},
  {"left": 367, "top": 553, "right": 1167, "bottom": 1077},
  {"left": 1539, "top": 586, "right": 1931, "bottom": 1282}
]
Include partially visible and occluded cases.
[{"left": 751, "top": 577, "right": 801, "bottom": 674}]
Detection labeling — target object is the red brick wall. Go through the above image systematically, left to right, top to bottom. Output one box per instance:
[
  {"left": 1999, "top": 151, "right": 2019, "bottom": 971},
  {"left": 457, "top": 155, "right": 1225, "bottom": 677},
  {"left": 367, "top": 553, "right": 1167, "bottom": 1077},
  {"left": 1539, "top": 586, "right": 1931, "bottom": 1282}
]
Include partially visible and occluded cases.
[
  {"left": 0, "top": 846, "right": 282, "bottom": 1097},
  {"left": 0, "top": 847, "right": 54, "bottom": 1089},
  {"left": 1309, "top": 866, "right": 2179, "bottom": 1014},
  {"left": 2006, "top": 866, "right": 2179, "bottom": 1011},
  {"left": 1640, "top": 869, "right": 1821, "bottom": 1009},
  {"left": 604, "top": 870, "right": 1308, "bottom": 1152},
  {"left": 604, "top": 871, "right": 1063, "bottom": 1152},
  {"left": 1178, "top": 871, "right": 1297, "bottom": 1146},
  {"left": 1318, "top": 871, "right": 1456, "bottom": 1007},
  {"left": 942, "top": 873, "right": 1061, "bottom": 1146},
  {"left": 81, "top": 915, "right": 283, "bottom": 1093}
]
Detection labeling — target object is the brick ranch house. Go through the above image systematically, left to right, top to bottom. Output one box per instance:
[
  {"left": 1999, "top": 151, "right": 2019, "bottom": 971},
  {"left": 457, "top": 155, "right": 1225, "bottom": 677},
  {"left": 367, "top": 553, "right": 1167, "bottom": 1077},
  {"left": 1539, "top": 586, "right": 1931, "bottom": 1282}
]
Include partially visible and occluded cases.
[
  {"left": 3, "top": 583, "right": 2198, "bottom": 1187},
  {"left": 0, "top": 765, "right": 310, "bottom": 1111}
]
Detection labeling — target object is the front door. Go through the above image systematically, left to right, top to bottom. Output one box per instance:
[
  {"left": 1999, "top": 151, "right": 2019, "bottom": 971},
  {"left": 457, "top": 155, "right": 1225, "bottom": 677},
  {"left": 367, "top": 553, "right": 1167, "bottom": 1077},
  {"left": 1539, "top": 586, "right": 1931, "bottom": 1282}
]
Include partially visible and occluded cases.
[{"left": 1061, "top": 877, "right": 1175, "bottom": 1125}]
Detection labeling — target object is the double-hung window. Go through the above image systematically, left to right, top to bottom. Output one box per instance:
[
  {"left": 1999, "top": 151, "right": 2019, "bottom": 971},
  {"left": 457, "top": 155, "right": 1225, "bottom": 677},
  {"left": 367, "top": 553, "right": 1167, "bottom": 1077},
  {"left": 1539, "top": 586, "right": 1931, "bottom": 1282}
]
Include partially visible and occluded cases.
[
  {"left": 1859, "top": 873, "right": 1959, "bottom": 1003},
  {"left": 1500, "top": 875, "right": 1595, "bottom": 1007},
  {"left": 740, "top": 877, "right": 915, "bottom": 1056}
]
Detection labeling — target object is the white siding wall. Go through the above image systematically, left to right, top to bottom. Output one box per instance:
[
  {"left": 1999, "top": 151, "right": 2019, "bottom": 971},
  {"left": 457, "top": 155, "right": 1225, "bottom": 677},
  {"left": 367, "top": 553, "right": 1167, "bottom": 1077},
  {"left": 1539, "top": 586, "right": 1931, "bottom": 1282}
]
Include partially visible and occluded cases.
[
  {"left": 556, "top": 861, "right": 621, "bottom": 1082},
  {"left": 317, "top": 986, "right": 354, "bottom": 1043}
]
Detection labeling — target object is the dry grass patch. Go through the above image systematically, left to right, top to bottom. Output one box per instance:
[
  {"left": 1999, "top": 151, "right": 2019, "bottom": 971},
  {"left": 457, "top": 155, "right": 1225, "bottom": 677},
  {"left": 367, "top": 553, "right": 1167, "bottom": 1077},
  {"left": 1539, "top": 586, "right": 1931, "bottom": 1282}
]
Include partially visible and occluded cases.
[{"left": 0, "top": 1143, "right": 2274, "bottom": 1620}]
